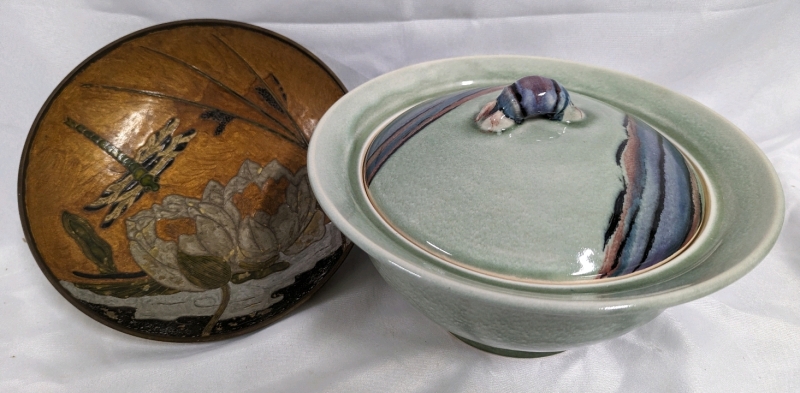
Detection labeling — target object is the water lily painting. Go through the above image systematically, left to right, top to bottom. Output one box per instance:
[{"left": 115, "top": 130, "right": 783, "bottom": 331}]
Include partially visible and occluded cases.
[{"left": 61, "top": 159, "right": 344, "bottom": 338}]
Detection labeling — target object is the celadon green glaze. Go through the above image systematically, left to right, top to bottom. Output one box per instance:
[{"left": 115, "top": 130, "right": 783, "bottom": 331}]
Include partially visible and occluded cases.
[
  {"left": 307, "top": 56, "right": 784, "bottom": 355},
  {"left": 368, "top": 93, "right": 626, "bottom": 281}
]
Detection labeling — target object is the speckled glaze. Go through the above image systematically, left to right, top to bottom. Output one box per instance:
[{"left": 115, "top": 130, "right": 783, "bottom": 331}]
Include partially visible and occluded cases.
[
  {"left": 307, "top": 56, "right": 784, "bottom": 355},
  {"left": 364, "top": 87, "right": 702, "bottom": 282}
]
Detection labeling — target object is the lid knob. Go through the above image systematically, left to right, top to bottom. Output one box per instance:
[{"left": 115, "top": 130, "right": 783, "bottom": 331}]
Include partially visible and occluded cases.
[{"left": 475, "top": 76, "right": 585, "bottom": 133}]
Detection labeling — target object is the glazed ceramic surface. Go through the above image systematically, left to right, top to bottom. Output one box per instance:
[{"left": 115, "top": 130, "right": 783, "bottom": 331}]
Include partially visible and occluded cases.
[
  {"left": 18, "top": 20, "right": 351, "bottom": 342},
  {"left": 307, "top": 56, "right": 783, "bottom": 354},
  {"left": 365, "top": 87, "right": 702, "bottom": 281}
]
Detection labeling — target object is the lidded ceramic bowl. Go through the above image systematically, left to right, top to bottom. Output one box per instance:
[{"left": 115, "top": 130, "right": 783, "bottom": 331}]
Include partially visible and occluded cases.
[{"left": 308, "top": 56, "right": 783, "bottom": 356}]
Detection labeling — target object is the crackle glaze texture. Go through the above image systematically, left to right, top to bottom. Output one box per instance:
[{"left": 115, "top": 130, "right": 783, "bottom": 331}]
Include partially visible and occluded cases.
[
  {"left": 19, "top": 21, "right": 351, "bottom": 341},
  {"left": 308, "top": 56, "right": 783, "bottom": 354},
  {"left": 366, "top": 88, "right": 702, "bottom": 282}
]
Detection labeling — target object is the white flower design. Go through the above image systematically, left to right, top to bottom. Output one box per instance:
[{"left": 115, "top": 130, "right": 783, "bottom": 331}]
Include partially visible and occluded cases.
[{"left": 125, "top": 159, "right": 324, "bottom": 292}]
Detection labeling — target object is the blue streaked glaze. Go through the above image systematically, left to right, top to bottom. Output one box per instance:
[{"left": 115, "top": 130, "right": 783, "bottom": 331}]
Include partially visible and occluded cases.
[
  {"left": 474, "top": 76, "right": 584, "bottom": 132},
  {"left": 495, "top": 76, "right": 571, "bottom": 122},
  {"left": 365, "top": 86, "right": 500, "bottom": 185},
  {"left": 600, "top": 115, "right": 702, "bottom": 277}
]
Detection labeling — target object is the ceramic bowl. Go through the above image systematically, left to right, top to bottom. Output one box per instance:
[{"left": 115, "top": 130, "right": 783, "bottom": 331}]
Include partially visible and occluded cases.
[
  {"left": 19, "top": 20, "right": 351, "bottom": 342},
  {"left": 307, "top": 56, "right": 783, "bottom": 356}
]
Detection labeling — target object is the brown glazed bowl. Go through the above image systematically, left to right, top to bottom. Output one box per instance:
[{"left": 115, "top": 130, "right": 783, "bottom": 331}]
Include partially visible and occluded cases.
[{"left": 18, "top": 20, "right": 351, "bottom": 342}]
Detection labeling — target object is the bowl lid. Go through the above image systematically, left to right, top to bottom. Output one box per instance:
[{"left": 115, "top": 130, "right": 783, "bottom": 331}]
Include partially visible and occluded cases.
[
  {"left": 18, "top": 20, "right": 351, "bottom": 341},
  {"left": 364, "top": 79, "right": 703, "bottom": 282}
]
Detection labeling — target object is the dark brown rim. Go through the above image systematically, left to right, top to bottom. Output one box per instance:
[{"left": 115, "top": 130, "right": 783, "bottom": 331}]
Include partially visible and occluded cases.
[{"left": 17, "top": 19, "right": 352, "bottom": 343}]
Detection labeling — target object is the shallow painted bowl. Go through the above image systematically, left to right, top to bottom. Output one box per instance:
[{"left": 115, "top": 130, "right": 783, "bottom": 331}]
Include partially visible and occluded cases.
[
  {"left": 19, "top": 20, "right": 351, "bottom": 342},
  {"left": 307, "top": 56, "right": 784, "bottom": 355}
]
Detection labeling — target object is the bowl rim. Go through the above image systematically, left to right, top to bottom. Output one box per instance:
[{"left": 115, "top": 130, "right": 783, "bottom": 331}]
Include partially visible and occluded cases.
[{"left": 308, "top": 55, "right": 784, "bottom": 312}]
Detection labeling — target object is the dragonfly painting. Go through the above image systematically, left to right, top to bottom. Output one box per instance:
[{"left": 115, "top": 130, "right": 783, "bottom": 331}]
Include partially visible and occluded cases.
[{"left": 64, "top": 117, "right": 197, "bottom": 228}]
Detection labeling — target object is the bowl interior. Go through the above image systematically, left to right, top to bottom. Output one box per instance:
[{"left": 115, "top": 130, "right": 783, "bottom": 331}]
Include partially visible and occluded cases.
[{"left": 19, "top": 20, "right": 352, "bottom": 341}]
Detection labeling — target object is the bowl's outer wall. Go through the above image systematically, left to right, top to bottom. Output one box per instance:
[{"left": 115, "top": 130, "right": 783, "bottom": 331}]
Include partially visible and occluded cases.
[
  {"left": 308, "top": 56, "right": 784, "bottom": 351},
  {"left": 371, "top": 256, "right": 663, "bottom": 352}
]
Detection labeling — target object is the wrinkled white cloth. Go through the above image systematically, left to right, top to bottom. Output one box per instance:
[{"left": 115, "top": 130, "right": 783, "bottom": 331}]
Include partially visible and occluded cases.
[{"left": 2, "top": 1, "right": 799, "bottom": 391}]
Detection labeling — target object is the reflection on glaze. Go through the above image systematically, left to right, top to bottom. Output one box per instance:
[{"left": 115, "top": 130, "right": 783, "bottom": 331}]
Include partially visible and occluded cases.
[
  {"left": 475, "top": 76, "right": 585, "bottom": 133},
  {"left": 600, "top": 115, "right": 702, "bottom": 278},
  {"left": 426, "top": 240, "right": 453, "bottom": 256},
  {"left": 573, "top": 248, "right": 597, "bottom": 276}
]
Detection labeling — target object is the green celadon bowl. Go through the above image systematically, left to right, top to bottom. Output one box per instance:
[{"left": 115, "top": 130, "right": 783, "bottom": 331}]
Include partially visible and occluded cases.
[{"left": 307, "top": 56, "right": 784, "bottom": 356}]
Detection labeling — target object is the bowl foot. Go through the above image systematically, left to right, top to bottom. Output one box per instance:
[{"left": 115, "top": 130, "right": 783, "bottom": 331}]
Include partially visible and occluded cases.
[{"left": 452, "top": 334, "right": 563, "bottom": 358}]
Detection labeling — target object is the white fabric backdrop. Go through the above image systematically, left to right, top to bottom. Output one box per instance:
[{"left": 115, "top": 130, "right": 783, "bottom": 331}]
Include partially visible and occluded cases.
[{"left": 2, "top": 1, "right": 799, "bottom": 391}]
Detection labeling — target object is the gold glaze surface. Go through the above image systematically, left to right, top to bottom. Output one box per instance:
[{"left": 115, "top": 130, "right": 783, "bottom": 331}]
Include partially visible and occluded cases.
[{"left": 20, "top": 20, "right": 350, "bottom": 341}]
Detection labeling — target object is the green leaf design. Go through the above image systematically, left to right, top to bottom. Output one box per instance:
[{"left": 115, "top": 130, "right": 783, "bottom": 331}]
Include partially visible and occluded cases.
[
  {"left": 61, "top": 211, "right": 116, "bottom": 274},
  {"left": 176, "top": 251, "right": 231, "bottom": 290},
  {"left": 231, "top": 261, "right": 290, "bottom": 284},
  {"left": 73, "top": 277, "right": 180, "bottom": 298}
]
